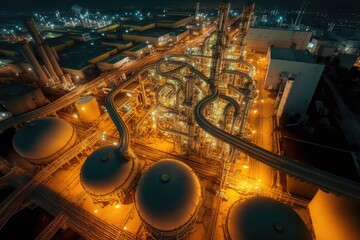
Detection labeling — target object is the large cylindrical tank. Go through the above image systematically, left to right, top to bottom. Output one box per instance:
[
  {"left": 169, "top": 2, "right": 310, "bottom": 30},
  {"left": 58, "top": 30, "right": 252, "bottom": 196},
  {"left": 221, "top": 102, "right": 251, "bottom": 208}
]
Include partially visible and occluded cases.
[
  {"left": 75, "top": 95, "right": 101, "bottom": 123},
  {"left": 12, "top": 117, "right": 77, "bottom": 165},
  {"left": 80, "top": 146, "right": 140, "bottom": 205},
  {"left": 135, "top": 159, "right": 202, "bottom": 240},
  {"left": 224, "top": 196, "right": 311, "bottom": 240}
]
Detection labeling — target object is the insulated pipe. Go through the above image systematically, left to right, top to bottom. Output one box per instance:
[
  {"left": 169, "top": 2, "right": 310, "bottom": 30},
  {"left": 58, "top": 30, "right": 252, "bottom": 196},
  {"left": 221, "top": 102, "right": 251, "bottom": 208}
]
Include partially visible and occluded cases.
[
  {"left": 158, "top": 59, "right": 211, "bottom": 84},
  {"left": 105, "top": 64, "right": 157, "bottom": 156},
  {"left": 194, "top": 90, "right": 360, "bottom": 202},
  {"left": 135, "top": 104, "right": 159, "bottom": 135},
  {"left": 156, "top": 118, "right": 189, "bottom": 138}
]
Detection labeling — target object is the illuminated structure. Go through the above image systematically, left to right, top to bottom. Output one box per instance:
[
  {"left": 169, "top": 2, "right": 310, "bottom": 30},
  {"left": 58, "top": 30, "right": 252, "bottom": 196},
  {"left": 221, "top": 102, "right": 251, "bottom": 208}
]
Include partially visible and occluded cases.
[
  {"left": 0, "top": 1, "right": 360, "bottom": 240},
  {"left": 237, "top": 2, "right": 255, "bottom": 59},
  {"left": 75, "top": 95, "right": 101, "bottom": 124},
  {"left": 12, "top": 117, "right": 77, "bottom": 165},
  {"left": 80, "top": 146, "right": 140, "bottom": 205},
  {"left": 135, "top": 159, "right": 202, "bottom": 239},
  {"left": 224, "top": 196, "right": 311, "bottom": 240}
]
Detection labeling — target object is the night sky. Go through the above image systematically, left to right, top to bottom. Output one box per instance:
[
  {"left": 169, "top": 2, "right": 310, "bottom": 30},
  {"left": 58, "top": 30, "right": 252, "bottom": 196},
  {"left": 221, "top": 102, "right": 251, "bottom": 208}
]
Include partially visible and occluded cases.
[{"left": 2, "top": 0, "right": 359, "bottom": 11}]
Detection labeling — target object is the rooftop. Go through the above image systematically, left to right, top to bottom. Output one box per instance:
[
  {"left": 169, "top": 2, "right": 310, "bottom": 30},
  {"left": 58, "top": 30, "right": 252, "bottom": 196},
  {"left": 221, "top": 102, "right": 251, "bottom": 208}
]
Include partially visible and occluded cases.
[
  {"left": 155, "top": 15, "right": 193, "bottom": 24},
  {"left": 121, "top": 20, "right": 154, "bottom": 27},
  {"left": 124, "top": 28, "right": 170, "bottom": 38},
  {"left": 101, "top": 39, "right": 131, "bottom": 45},
  {"left": 59, "top": 43, "right": 116, "bottom": 69},
  {"left": 127, "top": 43, "right": 151, "bottom": 52},
  {"left": 127, "top": 43, "right": 149, "bottom": 52},
  {"left": 271, "top": 48, "right": 315, "bottom": 63},
  {"left": 100, "top": 54, "right": 127, "bottom": 64}
]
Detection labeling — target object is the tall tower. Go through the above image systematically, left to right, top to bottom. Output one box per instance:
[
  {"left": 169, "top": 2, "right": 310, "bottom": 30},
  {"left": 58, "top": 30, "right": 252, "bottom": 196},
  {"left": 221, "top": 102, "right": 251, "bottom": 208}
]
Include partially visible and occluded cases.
[
  {"left": 209, "top": 0, "right": 231, "bottom": 89},
  {"left": 293, "top": 0, "right": 310, "bottom": 29},
  {"left": 195, "top": 1, "right": 200, "bottom": 20},
  {"left": 238, "top": 2, "right": 255, "bottom": 60},
  {"left": 23, "top": 18, "right": 72, "bottom": 89}
]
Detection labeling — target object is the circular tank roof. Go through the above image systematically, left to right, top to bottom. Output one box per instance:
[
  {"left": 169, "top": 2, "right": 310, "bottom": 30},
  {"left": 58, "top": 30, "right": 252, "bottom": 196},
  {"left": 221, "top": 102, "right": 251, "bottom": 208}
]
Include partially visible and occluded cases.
[
  {"left": 76, "top": 95, "right": 95, "bottom": 105},
  {"left": 13, "top": 117, "right": 76, "bottom": 161},
  {"left": 81, "top": 146, "right": 137, "bottom": 196},
  {"left": 135, "top": 159, "right": 201, "bottom": 231},
  {"left": 226, "top": 196, "right": 311, "bottom": 240}
]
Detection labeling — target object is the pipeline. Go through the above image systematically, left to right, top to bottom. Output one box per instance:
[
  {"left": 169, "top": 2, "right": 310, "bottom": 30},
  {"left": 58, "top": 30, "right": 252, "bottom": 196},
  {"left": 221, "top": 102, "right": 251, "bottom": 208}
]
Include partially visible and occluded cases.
[{"left": 193, "top": 90, "right": 360, "bottom": 202}]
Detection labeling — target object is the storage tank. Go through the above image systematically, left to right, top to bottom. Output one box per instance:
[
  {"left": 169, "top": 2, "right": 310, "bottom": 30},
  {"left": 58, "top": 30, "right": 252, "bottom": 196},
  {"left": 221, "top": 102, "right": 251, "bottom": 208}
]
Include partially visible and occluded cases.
[
  {"left": 75, "top": 95, "right": 101, "bottom": 123},
  {"left": 12, "top": 117, "right": 77, "bottom": 165},
  {"left": 80, "top": 146, "right": 140, "bottom": 206},
  {"left": 135, "top": 159, "right": 202, "bottom": 239},
  {"left": 224, "top": 196, "right": 311, "bottom": 240}
]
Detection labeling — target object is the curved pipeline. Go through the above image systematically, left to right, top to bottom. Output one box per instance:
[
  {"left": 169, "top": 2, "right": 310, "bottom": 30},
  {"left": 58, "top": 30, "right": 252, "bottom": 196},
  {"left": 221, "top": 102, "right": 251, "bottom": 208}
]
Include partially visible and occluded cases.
[
  {"left": 158, "top": 59, "right": 211, "bottom": 84},
  {"left": 106, "top": 64, "right": 157, "bottom": 152},
  {"left": 221, "top": 69, "right": 254, "bottom": 85},
  {"left": 194, "top": 90, "right": 360, "bottom": 201},
  {"left": 219, "top": 93, "right": 239, "bottom": 116}
]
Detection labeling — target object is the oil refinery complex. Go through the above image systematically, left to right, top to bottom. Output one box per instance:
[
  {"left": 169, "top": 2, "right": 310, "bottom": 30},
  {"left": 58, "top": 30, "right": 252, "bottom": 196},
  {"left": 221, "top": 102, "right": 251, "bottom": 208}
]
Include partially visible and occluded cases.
[{"left": 0, "top": 1, "right": 360, "bottom": 240}]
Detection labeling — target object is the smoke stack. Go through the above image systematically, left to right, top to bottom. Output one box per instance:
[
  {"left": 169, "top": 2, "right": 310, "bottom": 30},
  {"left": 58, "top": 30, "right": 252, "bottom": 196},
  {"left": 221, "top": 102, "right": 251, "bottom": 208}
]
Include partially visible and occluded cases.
[
  {"left": 195, "top": 1, "right": 200, "bottom": 20},
  {"left": 23, "top": 17, "right": 70, "bottom": 88},
  {"left": 19, "top": 41, "right": 48, "bottom": 86}
]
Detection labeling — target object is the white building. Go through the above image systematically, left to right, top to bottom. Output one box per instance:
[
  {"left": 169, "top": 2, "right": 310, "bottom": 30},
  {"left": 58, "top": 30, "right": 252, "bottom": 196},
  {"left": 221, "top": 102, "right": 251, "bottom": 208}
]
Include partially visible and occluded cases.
[
  {"left": 247, "top": 27, "right": 312, "bottom": 53},
  {"left": 264, "top": 48, "right": 324, "bottom": 118}
]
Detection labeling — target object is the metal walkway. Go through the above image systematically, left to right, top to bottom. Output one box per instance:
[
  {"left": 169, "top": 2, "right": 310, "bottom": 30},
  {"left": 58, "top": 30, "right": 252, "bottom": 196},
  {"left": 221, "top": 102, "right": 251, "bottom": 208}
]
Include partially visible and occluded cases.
[{"left": 34, "top": 212, "right": 68, "bottom": 240}]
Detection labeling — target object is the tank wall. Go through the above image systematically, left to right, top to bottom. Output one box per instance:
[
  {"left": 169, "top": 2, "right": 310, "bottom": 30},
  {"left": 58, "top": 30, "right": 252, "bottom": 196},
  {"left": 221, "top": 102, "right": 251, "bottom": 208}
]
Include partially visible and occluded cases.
[
  {"left": 1, "top": 88, "right": 48, "bottom": 115},
  {"left": 75, "top": 96, "right": 101, "bottom": 123},
  {"left": 309, "top": 190, "right": 360, "bottom": 240}
]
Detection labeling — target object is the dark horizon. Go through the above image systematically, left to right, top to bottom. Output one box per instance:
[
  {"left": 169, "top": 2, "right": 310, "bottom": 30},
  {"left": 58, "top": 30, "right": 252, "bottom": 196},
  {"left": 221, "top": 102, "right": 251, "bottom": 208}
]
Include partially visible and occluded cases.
[{"left": 1, "top": 0, "right": 359, "bottom": 12}]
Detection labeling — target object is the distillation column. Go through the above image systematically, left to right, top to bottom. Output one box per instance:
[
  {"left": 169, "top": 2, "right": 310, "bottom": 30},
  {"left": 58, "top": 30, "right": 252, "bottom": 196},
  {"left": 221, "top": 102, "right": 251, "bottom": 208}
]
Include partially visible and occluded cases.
[
  {"left": 209, "top": 0, "right": 231, "bottom": 89},
  {"left": 195, "top": 1, "right": 200, "bottom": 20},
  {"left": 238, "top": 2, "right": 255, "bottom": 60}
]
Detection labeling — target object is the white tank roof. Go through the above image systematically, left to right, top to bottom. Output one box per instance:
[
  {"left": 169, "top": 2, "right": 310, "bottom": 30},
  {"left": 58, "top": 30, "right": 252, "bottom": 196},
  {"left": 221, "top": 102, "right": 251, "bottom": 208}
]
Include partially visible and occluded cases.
[
  {"left": 75, "top": 95, "right": 95, "bottom": 105},
  {"left": 12, "top": 117, "right": 76, "bottom": 162},
  {"left": 80, "top": 146, "right": 138, "bottom": 196},
  {"left": 135, "top": 159, "right": 201, "bottom": 231},
  {"left": 226, "top": 196, "right": 311, "bottom": 240}
]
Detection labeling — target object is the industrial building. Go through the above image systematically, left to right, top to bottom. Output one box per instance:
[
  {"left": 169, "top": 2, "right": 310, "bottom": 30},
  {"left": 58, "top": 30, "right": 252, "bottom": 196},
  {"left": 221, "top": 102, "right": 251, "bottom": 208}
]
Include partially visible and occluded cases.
[
  {"left": 0, "top": 1, "right": 360, "bottom": 240},
  {"left": 155, "top": 16, "right": 194, "bottom": 28},
  {"left": 121, "top": 20, "right": 155, "bottom": 31},
  {"left": 247, "top": 27, "right": 312, "bottom": 53},
  {"left": 122, "top": 28, "right": 170, "bottom": 47},
  {"left": 307, "top": 35, "right": 339, "bottom": 57},
  {"left": 101, "top": 40, "right": 133, "bottom": 51},
  {"left": 122, "top": 43, "right": 153, "bottom": 58},
  {"left": 59, "top": 44, "right": 117, "bottom": 79},
  {"left": 264, "top": 47, "right": 324, "bottom": 118},
  {"left": 97, "top": 54, "right": 129, "bottom": 72},
  {"left": 0, "top": 83, "right": 48, "bottom": 115}
]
